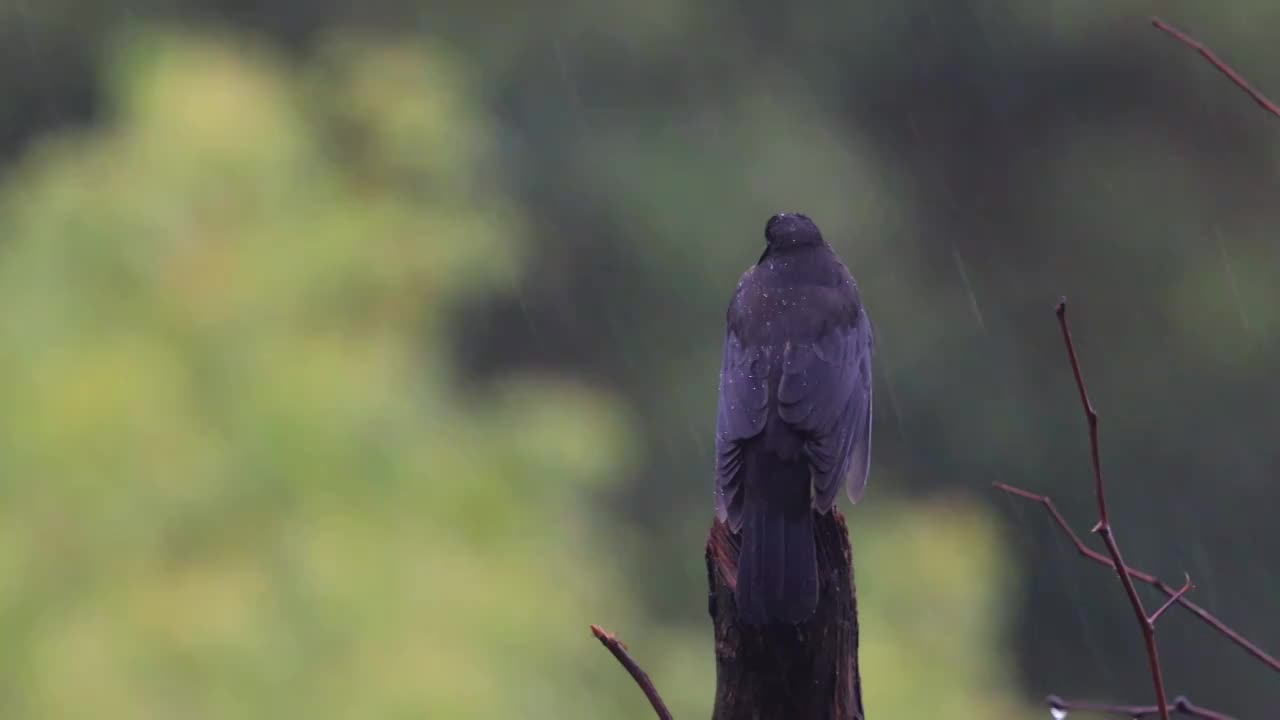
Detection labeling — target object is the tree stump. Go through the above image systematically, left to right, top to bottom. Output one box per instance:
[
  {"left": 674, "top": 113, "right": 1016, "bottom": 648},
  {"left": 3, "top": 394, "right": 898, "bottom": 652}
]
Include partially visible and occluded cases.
[{"left": 705, "top": 508, "right": 863, "bottom": 720}]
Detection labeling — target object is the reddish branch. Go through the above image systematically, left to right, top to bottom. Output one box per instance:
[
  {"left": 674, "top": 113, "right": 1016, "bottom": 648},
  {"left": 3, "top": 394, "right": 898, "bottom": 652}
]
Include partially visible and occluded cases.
[
  {"left": 1151, "top": 18, "right": 1280, "bottom": 121},
  {"left": 993, "top": 29, "right": 1280, "bottom": 709},
  {"left": 1055, "top": 299, "right": 1177, "bottom": 719},
  {"left": 995, "top": 301, "right": 1266, "bottom": 720},
  {"left": 992, "top": 485, "right": 1279, "bottom": 672},
  {"left": 1148, "top": 574, "right": 1195, "bottom": 626},
  {"left": 590, "top": 624, "right": 673, "bottom": 720},
  {"left": 1048, "top": 694, "right": 1238, "bottom": 720}
]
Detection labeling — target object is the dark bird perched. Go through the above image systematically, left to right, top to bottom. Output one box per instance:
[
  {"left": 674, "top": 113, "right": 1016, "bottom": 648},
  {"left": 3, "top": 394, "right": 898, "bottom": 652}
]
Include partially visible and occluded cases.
[{"left": 714, "top": 213, "right": 874, "bottom": 625}]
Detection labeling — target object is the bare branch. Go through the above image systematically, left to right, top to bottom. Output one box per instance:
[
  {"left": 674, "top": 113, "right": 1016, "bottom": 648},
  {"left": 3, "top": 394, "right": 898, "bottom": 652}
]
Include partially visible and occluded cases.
[
  {"left": 1151, "top": 17, "right": 1280, "bottom": 121},
  {"left": 1055, "top": 299, "right": 1172, "bottom": 719},
  {"left": 1055, "top": 301, "right": 1105, "bottom": 525},
  {"left": 1000, "top": 302, "right": 1266, "bottom": 720},
  {"left": 992, "top": 482, "right": 1280, "bottom": 672},
  {"left": 1148, "top": 574, "right": 1195, "bottom": 626},
  {"left": 590, "top": 624, "right": 673, "bottom": 720},
  {"left": 1048, "top": 694, "right": 1238, "bottom": 720}
]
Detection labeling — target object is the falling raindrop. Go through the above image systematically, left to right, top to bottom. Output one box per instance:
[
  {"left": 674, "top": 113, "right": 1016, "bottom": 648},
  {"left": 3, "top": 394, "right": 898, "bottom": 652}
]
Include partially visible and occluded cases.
[
  {"left": 1214, "top": 226, "right": 1252, "bottom": 334},
  {"left": 950, "top": 245, "right": 986, "bottom": 332}
]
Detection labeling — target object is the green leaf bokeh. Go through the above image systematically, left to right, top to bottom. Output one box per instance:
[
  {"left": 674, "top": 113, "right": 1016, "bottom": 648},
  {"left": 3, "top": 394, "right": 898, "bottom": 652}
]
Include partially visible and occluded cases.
[{"left": 0, "top": 29, "right": 1030, "bottom": 718}]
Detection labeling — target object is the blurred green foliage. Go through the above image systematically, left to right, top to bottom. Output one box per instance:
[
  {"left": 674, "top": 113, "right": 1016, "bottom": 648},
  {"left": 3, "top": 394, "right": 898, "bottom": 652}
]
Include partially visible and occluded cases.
[
  {"left": 3, "top": 1, "right": 1280, "bottom": 717},
  {"left": 0, "top": 28, "right": 1034, "bottom": 718},
  {"left": 0, "top": 30, "right": 628, "bottom": 718},
  {"left": 856, "top": 496, "right": 1025, "bottom": 718}
]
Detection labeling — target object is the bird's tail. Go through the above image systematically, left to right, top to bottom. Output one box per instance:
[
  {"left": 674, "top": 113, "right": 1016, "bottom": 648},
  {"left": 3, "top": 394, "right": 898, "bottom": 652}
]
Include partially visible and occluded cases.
[{"left": 736, "top": 458, "right": 818, "bottom": 624}]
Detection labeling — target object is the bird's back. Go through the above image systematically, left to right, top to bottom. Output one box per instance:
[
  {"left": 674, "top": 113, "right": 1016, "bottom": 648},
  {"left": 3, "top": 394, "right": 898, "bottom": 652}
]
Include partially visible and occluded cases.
[
  {"left": 729, "top": 244, "right": 861, "bottom": 349},
  {"left": 729, "top": 245, "right": 863, "bottom": 457}
]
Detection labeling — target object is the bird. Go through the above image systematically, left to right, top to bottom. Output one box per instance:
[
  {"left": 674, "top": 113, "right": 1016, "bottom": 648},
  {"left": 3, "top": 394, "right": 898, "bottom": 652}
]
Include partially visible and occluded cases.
[{"left": 714, "top": 212, "right": 874, "bottom": 625}]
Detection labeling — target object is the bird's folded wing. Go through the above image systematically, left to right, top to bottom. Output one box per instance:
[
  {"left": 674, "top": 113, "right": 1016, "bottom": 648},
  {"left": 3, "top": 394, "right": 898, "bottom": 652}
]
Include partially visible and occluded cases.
[
  {"left": 777, "top": 308, "right": 874, "bottom": 509},
  {"left": 714, "top": 329, "right": 770, "bottom": 529}
]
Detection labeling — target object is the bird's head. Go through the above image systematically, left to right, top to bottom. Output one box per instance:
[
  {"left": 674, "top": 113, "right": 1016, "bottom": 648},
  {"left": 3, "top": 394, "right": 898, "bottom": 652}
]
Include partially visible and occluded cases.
[{"left": 764, "top": 212, "right": 824, "bottom": 250}]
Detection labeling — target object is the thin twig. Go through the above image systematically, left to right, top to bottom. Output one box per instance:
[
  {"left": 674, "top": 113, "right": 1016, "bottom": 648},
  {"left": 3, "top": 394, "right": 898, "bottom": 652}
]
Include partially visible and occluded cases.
[
  {"left": 1144, "top": 11, "right": 1280, "bottom": 671},
  {"left": 1151, "top": 17, "right": 1280, "bottom": 121},
  {"left": 998, "top": 21, "right": 1279, "bottom": 720},
  {"left": 1055, "top": 299, "right": 1173, "bottom": 720},
  {"left": 1055, "top": 301, "right": 1105, "bottom": 525},
  {"left": 992, "top": 482, "right": 1280, "bottom": 672},
  {"left": 1148, "top": 574, "right": 1194, "bottom": 626},
  {"left": 589, "top": 624, "right": 674, "bottom": 720},
  {"left": 1048, "top": 694, "right": 1238, "bottom": 720}
]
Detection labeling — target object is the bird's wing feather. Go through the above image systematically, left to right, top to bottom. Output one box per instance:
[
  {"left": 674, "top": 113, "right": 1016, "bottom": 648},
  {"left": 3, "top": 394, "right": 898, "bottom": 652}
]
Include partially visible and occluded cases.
[
  {"left": 777, "top": 306, "right": 873, "bottom": 510},
  {"left": 714, "top": 327, "right": 771, "bottom": 530}
]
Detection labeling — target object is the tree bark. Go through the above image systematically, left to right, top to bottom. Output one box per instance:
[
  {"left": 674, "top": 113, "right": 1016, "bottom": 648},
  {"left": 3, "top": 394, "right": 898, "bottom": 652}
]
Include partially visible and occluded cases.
[{"left": 706, "top": 509, "right": 863, "bottom": 720}]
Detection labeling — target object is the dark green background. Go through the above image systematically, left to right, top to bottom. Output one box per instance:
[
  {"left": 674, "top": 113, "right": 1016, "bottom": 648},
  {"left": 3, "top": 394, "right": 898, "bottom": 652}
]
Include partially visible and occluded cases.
[{"left": 0, "top": 1, "right": 1276, "bottom": 717}]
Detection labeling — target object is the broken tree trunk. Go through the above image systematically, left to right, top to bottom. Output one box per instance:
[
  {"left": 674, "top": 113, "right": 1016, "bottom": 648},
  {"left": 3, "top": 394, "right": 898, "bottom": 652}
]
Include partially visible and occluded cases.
[{"left": 705, "top": 508, "right": 864, "bottom": 720}]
